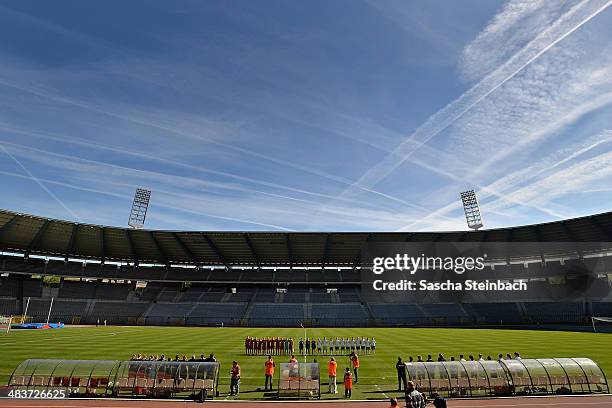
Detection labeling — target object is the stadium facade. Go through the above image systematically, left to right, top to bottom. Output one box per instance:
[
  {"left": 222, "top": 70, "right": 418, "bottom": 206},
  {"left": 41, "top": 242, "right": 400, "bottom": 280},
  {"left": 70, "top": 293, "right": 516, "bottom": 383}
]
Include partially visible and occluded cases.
[{"left": 0, "top": 208, "right": 611, "bottom": 328}]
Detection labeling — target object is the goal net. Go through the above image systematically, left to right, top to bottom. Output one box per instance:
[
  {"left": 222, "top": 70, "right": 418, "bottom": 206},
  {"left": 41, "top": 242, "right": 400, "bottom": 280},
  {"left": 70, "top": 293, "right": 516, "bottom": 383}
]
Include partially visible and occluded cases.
[
  {"left": 0, "top": 315, "right": 13, "bottom": 333},
  {"left": 0, "top": 315, "right": 33, "bottom": 333},
  {"left": 591, "top": 317, "right": 612, "bottom": 333}
]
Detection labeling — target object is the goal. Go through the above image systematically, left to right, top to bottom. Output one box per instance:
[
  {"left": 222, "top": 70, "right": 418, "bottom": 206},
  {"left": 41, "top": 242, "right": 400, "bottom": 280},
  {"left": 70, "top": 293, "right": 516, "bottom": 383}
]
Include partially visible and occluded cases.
[
  {"left": 0, "top": 315, "right": 13, "bottom": 333},
  {"left": 591, "top": 316, "right": 612, "bottom": 333}
]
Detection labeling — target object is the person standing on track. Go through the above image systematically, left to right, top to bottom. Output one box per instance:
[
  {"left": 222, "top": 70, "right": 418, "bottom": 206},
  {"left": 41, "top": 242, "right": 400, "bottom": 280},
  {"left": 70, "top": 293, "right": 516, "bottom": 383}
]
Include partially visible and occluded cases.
[
  {"left": 350, "top": 352, "right": 360, "bottom": 383},
  {"left": 264, "top": 355, "right": 275, "bottom": 391},
  {"left": 328, "top": 357, "right": 338, "bottom": 394},
  {"left": 396, "top": 357, "right": 408, "bottom": 391},
  {"left": 230, "top": 361, "right": 241, "bottom": 396},
  {"left": 343, "top": 367, "right": 353, "bottom": 398}
]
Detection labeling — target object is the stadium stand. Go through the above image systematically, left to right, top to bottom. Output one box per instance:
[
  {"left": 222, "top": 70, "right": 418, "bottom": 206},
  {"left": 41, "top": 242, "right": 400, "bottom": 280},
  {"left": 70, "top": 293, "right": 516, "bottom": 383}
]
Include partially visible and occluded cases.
[
  {"left": 0, "top": 208, "right": 611, "bottom": 328},
  {"left": 340, "top": 269, "right": 360, "bottom": 282},
  {"left": 1, "top": 271, "right": 611, "bottom": 327},
  {"left": 0, "top": 277, "right": 19, "bottom": 297},
  {"left": 22, "top": 279, "right": 42, "bottom": 298},
  {"left": 59, "top": 280, "right": 96, "bottom": 299},
  {"left": 94, "top": 282, "right": 130, "bottom": 300},
  {"left": 139, "top": 282, "right": 164, "bottom": 300},
  {"left": 156, "top": 285, "right": 181, "bottom": 302},
  {"left": 177, "top": 286, "right": 208, "bottom": 302},
  {"left": 228, "top": 287, "right": 255, "bottom": 302},
  {"left": 252, "top": 287, "right": 277, "bottom": 302},
  {"left": 284, "top": 287, "right": 308, "bottom": 303},
  {"left": 337, "top": 287, "right": 361, "bottom": 303},
  {"left": 309, "top": 288, "right": 333, "bottom": 303},
  {"left": 200, "top": 289, "right": 226, "bottom": 302},
  {"left": 0, "top": 298, "right": 19, "bottom": 316},
  {"left": 26, "top": 299, "right": 88, "bottom": 322},
  {"left": 88, "top": 301, "right": 149, "bottom": 325},
  {"left": 592, "top": 301, "right": 612, "bottom": 316},
  {"left": 464, "top": 302, "right": 523, "bottom": 324},
  {"left": 523, "top": 302, "right": 586, "bottom": 323},
  {"left": 146, "top": 303, "right": 194, "bottom": 325},
  {"left": 187, "top": 303, "right": 247, "bottom": 326},
  {"left": 249, "top": 303, "right": 304, "bottom": 326},
  {"left": 369, "top": 303, "right": 426, "bottom": 325},
  {"left": 420, "top": 303, "right": 469, "bottom": 323},
  {"left": 311, "top": 304, "right": 368, "bottom": 326}
]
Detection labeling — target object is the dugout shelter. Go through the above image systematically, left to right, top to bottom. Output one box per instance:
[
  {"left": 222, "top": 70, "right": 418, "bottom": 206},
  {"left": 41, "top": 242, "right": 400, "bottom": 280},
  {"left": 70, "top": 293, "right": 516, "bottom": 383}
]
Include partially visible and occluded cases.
[
  {"left": 406, "top": 358, "right": 609, "bottom": 398},
  {"left": 8, "top": 359, "right": 220, "bottom": 399}
]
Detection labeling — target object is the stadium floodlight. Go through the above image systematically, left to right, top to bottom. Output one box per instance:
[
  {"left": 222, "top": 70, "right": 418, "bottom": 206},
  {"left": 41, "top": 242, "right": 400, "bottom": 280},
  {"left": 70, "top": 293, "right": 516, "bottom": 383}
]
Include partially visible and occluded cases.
[
  {"left": 128, "top": 188, "right": 151, "bottom": 229},
  {"left": 460, "top": 189, "right": 484, "bottom": 230}
]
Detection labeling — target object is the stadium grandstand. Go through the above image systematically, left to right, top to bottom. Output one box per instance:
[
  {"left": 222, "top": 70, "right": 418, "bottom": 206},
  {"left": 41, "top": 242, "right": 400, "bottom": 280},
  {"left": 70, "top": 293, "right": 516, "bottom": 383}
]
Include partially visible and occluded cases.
[{"left": 0, "top": 208, "right": 611, "bottom": 330}]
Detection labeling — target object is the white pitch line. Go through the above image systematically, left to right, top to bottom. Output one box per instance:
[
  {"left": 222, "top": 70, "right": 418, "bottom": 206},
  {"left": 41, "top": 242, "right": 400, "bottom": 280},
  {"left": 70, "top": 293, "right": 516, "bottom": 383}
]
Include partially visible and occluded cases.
[{"left": 373, "top": 384, "right": 388, "bottom": 399}]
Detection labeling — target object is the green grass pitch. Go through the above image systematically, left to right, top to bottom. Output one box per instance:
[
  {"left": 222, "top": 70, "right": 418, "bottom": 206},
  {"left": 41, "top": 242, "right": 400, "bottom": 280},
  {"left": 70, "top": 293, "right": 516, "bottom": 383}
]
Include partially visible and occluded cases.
[{"left": 0, "top": 326, "right": 610, "bottom": 400}]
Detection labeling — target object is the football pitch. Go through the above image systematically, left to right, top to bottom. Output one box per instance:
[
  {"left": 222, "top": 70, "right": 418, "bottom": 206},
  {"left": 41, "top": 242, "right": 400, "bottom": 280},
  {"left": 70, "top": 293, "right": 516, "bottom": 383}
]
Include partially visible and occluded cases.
[{"left": 0, "top": 326, "right": 610, "bottom": 400}]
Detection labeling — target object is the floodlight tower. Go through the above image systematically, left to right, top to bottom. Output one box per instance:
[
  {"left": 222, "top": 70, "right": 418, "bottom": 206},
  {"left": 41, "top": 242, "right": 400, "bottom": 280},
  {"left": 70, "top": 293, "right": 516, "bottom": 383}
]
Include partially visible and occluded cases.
[
  {"left": 128, "top": 188, "right": 151, "bottom": 229},
  {"left": 460, "top": 189, "right": 483, "bottom": 231}
]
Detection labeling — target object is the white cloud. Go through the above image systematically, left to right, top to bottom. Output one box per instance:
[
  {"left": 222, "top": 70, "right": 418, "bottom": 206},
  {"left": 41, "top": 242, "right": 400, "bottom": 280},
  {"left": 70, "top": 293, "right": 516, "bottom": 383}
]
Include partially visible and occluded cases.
[
  {"left": 334, "top": 0, "right": 612, "bottom": 200},
  {"left": 459, "top": 0, "right": 583, "bottom": 82},
  {"left": 389, "top": 1, "right": 612, "bottom": 230},
  {"left": 0, "top": 143, "right": 430, "bottom": 231}
]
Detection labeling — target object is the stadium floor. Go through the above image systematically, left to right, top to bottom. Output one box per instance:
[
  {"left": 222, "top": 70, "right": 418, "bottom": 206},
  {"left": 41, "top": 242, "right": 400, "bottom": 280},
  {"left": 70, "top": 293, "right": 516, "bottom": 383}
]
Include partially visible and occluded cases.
[
  {"left": 0, "top": 326, "right": 610, "bottom": 401},
  {"left": 1, "top": 395, "right": 611, "bottom": 407}
]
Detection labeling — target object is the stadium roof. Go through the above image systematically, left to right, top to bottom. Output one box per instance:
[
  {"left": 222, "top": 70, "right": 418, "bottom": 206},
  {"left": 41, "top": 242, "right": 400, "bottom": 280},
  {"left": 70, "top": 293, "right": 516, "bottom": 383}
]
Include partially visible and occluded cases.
[{"left": 0, "top": 208, "right": 611, "bottom": 267}]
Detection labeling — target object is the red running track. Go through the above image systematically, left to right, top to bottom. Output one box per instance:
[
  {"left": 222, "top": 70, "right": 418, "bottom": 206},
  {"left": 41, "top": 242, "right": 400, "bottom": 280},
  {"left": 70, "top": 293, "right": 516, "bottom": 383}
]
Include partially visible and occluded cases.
[{"left": 0, "top": 395, "right": 611, "bottom": 408}]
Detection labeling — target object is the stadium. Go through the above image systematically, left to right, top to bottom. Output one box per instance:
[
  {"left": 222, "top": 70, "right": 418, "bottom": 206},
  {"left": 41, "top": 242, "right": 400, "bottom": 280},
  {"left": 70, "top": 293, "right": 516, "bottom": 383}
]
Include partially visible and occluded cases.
[
  {"left": 2, "top": 1, "right": 612, "bottom": 407},
  {"left": 0, "top": 208, "right": 611, "bottom": 407}
]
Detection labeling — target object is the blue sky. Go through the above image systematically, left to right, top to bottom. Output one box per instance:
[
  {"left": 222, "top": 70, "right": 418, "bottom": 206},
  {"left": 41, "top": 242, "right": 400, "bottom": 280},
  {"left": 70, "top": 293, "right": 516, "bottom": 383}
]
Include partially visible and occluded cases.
[{"left": 1, "top": 0, "right": 612, "bottom": 232}]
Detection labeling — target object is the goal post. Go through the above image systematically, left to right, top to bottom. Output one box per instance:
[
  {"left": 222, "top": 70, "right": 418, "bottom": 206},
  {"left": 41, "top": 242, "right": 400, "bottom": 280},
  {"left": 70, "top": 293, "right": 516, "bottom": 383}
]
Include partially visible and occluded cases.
[{"left": 591, "top": 316, "right": 612, "bottom": 333}]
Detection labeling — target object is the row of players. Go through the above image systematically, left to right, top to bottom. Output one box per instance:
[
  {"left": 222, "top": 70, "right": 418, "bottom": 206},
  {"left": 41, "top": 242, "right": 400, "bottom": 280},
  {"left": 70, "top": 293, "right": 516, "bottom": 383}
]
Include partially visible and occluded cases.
[{"left": 245, "top": 336, "right": 376, "bottom": 355}]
